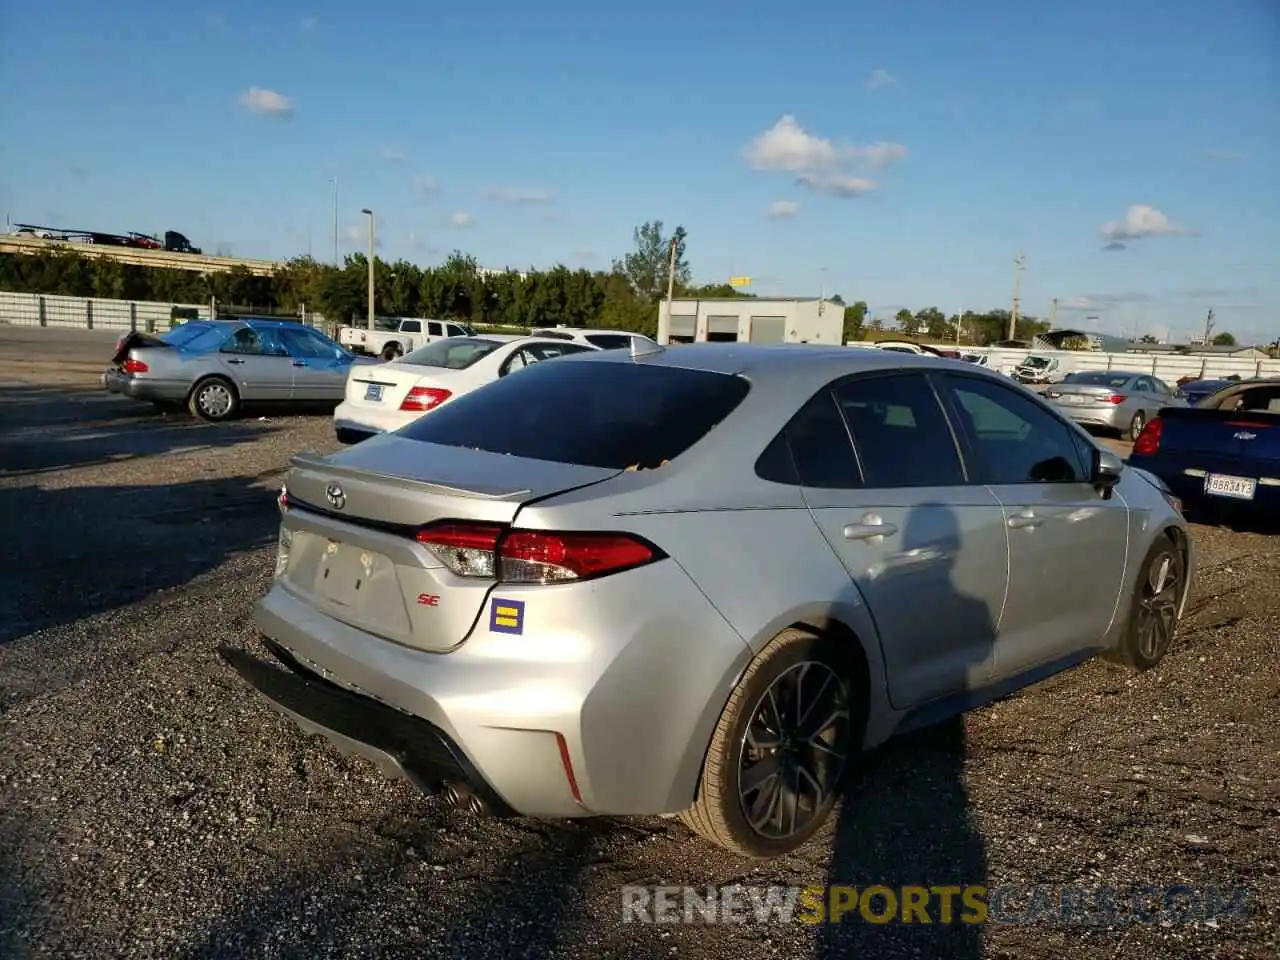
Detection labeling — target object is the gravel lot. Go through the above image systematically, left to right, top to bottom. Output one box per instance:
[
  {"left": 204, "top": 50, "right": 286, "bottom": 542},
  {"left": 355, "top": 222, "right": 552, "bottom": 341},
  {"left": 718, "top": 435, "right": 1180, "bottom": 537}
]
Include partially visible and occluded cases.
[{"left": 1, "top": 328, "right": 1276, "bottom": 959}]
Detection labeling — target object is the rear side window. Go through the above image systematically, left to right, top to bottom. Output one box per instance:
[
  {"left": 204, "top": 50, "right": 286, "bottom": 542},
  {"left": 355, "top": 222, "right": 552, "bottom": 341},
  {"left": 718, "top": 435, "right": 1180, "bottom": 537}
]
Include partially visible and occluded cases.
[
  {"left": 397, "top": 361, "right": 750, "bottom": 469},
  {"left": 835, "top": 374, "right": 966, "bottom": 487},
  {"left": 755, "top": 391, "right": 860, "bottom": 488}
]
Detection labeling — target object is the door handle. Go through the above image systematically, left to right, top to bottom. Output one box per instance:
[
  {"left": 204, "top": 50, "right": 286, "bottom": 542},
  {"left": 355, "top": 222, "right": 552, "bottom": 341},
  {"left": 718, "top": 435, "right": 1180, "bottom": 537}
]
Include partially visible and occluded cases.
[
  {"left": 226, "top": 358, "right": 246, "bottom": 365},
  {"left": 292, "top": 360, "right": 308, "bottom": 367},
  {"left": 1008, "top": 510, "right": 1043, "bottom": 530},
  {"left": 843, "top": 515, "right": 898, "bottom": 541}
]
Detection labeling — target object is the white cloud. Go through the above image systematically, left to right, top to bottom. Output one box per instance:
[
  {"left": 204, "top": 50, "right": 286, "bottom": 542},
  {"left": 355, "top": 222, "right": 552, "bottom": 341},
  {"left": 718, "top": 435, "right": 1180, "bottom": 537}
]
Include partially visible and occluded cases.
[
  {"left": 301, "top": 17, "right": 318, "bottom": 32},
  {"left": 866, "top": 69, "right": 898, "bottom": 91},
  {"left": 238, "top": 87, "right": 293, "bottom": 118},
  {"left": 743, "top": 115, "right": 840, "bottom": 172},
  {"left": 743, "top": 116, "right": 906, "bottom": 200},
  {"left": 856, "top": 141, "right": 909, "bottom": 171},
  {"left": 381, "top": 147, "right": 408, "bottom": 163},
  {"left": 1204, "top": 148, "right": 1243, "bottom": 162},
  {"left": 796, "top": 173, "right": 877, "bottom": 197},
  {"left": 413, "top": 174, "right": 440, "bottom": 197},
  {"left": 483, "top": 186, "right": 554, "bottom": 204},
  {"left": 766, "top": 200, "right": 800, "bottom": 219},
  {"left": 1099, "top": 205, "right": 1196, "bottom": 247},
  {"left": 449, "top": 212, "right": 475, "bottom": 228},
  {"left": 342, "top": 224, "right": 382, "bottom": 249}
]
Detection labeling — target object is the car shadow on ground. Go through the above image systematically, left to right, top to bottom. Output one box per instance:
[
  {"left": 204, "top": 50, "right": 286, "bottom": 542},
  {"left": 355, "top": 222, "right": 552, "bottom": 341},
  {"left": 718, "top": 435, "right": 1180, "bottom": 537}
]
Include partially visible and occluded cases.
[
  {"left": 0, "top": 473, "right": 282, "bottom": 645},
  {"left": 166, "top": 502, "right": 991, "bottom": 958}
]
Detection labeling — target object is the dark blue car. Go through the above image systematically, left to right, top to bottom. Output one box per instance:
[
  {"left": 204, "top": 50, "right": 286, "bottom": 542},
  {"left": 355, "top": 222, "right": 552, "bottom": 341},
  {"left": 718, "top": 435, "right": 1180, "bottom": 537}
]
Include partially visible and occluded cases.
[
  {"left": 1129, "top": 378, "right": 1280, "bottom": 522},
  {"left": 1175, "top": 378, "right": 1236, "bottom": 406}
]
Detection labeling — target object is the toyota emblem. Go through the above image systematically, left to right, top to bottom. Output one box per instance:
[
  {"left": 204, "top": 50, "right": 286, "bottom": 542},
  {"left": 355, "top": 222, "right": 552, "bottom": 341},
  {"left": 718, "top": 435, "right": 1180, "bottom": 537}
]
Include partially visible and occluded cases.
[{"left": 325, "top": 483, "right": 346, "bottom": 510}]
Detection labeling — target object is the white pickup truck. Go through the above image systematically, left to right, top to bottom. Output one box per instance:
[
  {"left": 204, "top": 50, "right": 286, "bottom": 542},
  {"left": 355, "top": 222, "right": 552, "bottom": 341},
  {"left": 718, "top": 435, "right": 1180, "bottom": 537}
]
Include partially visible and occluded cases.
[{"left": 338, "top": 317, "right": 474, "bottom": 360}]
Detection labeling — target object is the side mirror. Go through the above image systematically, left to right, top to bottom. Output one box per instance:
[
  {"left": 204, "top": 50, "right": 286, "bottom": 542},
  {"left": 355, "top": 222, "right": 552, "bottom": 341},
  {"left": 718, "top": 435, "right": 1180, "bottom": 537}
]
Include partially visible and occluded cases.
[{"left": 1092, "top": 447, "right": 1124, "bottom": 498}]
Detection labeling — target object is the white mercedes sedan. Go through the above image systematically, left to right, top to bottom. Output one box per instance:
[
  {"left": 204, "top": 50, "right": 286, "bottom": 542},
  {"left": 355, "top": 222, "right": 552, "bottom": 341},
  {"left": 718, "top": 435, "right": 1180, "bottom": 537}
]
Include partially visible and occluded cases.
[{"left": 333, "top": 334, "right": 598, "bottom": 443}]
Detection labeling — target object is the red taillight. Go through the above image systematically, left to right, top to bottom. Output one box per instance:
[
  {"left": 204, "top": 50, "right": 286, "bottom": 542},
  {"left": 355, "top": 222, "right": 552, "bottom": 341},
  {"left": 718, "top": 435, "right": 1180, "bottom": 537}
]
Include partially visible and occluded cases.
[
  {"left": 122, "top": 358, "right": 148, "bottom": 374},
  {"left": 400, "top": 386, "right": 452, "bottom": 412},
  {"left": 1104, "top": 393, "right": 1126, "bottom": 405},
  {"left": 1133, "top": 416, "right": 1163, "bottom": 456},
  {"left": 277, "top": 484, "right": 288, "bottom": 512},
  {"left": 414, "top": 522, "right": 660, "bottom": 582}
]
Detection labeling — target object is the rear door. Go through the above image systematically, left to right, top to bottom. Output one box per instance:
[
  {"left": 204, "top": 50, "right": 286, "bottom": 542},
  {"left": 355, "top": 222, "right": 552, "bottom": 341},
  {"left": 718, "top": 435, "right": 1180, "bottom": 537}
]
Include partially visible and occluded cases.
[
  {"left": 215, "top": 324, "right": 294, "bottom": 400},
  {"left": 787, "top": 371, "right": 1009, "bottom": 709},
  {"left": 938, "top": 372, "right": 1129, "bottom": 676}
]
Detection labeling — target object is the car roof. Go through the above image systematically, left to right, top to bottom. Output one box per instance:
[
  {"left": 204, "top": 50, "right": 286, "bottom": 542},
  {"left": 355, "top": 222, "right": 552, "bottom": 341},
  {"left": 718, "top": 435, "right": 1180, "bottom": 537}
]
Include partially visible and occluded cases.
[{"left": 554, "top": 340, "right": 977, "bottom": 382}]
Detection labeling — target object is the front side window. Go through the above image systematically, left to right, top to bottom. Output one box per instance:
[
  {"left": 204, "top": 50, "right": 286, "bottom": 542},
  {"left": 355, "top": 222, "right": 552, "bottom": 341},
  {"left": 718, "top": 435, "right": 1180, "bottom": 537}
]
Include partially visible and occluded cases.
[{"left": 944, "top": 375, "right": 1089, "bottom": 483}]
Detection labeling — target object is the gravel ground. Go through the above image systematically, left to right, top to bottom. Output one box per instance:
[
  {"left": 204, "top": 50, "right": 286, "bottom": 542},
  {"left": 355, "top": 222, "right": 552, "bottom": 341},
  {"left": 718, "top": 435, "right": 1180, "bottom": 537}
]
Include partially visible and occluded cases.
[{"left": 0, "top": 333, "right": 1276, "bottom": 959}]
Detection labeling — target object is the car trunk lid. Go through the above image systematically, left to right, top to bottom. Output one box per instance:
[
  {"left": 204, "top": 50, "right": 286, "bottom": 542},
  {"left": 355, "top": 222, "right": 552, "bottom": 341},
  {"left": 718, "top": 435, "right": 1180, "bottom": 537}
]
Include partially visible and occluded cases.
[
  {"left": 111, "top": 332, "right": 170, "bottom": 369},
  {"left": 344, "top": 362, "right": 457, "bottom": 412},
  {"left": 1047, "top": 382, "right": 1129, "bottom": 406},
  {"left": 1155, "top": 407, "right": 1280, "bottom": 461},
  {"left": 278, "top": 435, "right": 622, "bottom": 651}
]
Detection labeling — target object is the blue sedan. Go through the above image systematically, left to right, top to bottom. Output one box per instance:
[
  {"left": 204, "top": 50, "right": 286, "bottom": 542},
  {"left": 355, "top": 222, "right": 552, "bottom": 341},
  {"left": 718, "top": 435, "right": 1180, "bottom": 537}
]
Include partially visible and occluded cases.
[
  {"left": 104, "top": 318, "right": 377, "bottom": 421},
  {"left": 1129, "top": 377, "right": 1280, "bottom": 522}
]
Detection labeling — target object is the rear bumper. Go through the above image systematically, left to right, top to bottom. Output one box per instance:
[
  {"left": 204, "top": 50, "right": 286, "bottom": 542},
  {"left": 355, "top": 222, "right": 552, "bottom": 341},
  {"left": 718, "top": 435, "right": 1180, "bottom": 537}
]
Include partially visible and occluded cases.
[
  {"left": 102, "top": 368, "right": 188, "bottom": 402},
  {"left": 332, "top": 401, "right": 416, "bottom": 436},
  {"left": 1055, "top": 404, "right": 1129, "bottom": 432},
  {"left": 333, "top": 418, "right": 382, "bottom": 445},
  {"left": 1128, "top": 453, "right": 1280, "bottom": 517},
  {"left": 245, "top": 563, "right": 752, "bottom": 818},
  {"left": 218, "top": 641, "right": 516, "bottom": 816}
]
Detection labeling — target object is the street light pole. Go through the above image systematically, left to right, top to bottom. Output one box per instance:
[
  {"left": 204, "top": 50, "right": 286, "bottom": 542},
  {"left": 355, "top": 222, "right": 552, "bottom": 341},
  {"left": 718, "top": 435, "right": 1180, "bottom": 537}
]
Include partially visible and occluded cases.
[
  {"left": 328, "top": 177, "right": 339, "bottom": 265},
  {"left": 361, "top": 208, "right": 375, "bottom": 330}
]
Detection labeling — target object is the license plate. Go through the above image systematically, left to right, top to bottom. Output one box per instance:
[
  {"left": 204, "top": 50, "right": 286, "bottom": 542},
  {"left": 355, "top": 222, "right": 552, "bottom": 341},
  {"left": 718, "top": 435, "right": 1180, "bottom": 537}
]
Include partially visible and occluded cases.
[
  {"left": 364, "top": 383, "right": 383, "bottom": 402},
  {"left": 1058, "top": 395, "right": 1086, "bottom": 405},
  {"left": 1204, "top": 474, "right": 1256, "bottom": 500},
  {"left": 318, "top": 541, "right": 374, "bottom": 607}
]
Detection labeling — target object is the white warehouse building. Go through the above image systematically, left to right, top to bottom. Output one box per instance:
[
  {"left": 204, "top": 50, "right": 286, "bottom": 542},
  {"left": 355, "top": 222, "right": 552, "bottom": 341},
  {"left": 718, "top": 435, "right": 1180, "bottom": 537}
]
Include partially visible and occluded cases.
[{"left": 656, "top": 297, "right": 845, "bottom": 346}]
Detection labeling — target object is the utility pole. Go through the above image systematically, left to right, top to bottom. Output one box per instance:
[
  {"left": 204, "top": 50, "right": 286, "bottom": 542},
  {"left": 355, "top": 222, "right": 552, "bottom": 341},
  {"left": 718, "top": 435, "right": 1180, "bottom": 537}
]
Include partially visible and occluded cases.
[
  {"left": 329, "top": 177, "right": 339, "bottom": 266},
  {"left": 361, "top": 208, "right": 375, "bottom": 330},
  {"left": 657, "top": 237, "right": 677, "bottom": 344},
  {"left": 1008, "top": 251, "right": 1025, "bottom": 341},
  {"left": 1049, "top": 296, "right": 1058, "bottom": 329},
  {"left": 1202, "top": 307, "right": 1215, "bottom": 346},
  {"left": 956, "top": 308, "right": 963, "bottom": 347}
]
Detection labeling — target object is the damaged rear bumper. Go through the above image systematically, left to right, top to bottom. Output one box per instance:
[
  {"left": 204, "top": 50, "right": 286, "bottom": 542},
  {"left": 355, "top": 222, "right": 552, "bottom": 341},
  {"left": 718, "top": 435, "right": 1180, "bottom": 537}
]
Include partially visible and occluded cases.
[{"left": 217, "top": 640, "right": 517, "bottom": 816}]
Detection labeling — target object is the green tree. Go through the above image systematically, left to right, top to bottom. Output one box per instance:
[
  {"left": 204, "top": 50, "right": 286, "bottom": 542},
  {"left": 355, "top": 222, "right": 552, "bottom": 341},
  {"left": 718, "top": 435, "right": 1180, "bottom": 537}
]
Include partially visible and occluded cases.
[
  {"left": 616, "top": 221, "right": 689, "bottom": 300},
  {"left": 842, "top": 300, "right": 868, "bottom": 343},
  {"left": 895, "top": 308, "right": 918, "bottom": 337},
  {"left": 1212, "top": 331, "right": 1236, "bottom": 347}
]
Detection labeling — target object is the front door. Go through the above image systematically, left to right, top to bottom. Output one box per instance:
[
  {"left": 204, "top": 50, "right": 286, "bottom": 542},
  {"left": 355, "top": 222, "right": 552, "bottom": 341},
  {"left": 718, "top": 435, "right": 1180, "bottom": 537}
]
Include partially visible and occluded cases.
[
  {"left": 216, "top": 324, "right": 294, "bottom": 400},
  {"left": 277, "top": 325, "right": 351, "bottom": 401},
  {"left": 785, "top": 372, "right": 1010, "bottom": 709},
  {"left": 939, "top": 373, "right": 1130, "bottom": 678}
]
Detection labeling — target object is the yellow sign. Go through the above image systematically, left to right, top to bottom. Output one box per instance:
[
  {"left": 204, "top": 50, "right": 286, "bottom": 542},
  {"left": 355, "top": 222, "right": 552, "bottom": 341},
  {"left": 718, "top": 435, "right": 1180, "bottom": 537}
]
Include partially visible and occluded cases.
[{"left": 728, "top": 276, "right": 751, "bottom": 287}]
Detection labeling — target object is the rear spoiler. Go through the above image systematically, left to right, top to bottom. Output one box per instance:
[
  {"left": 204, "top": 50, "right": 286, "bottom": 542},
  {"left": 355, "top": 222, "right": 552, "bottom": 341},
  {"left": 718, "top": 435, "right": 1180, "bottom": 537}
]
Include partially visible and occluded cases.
[{"left": 111, "top": 331, "right": 170, "bottom": 365}]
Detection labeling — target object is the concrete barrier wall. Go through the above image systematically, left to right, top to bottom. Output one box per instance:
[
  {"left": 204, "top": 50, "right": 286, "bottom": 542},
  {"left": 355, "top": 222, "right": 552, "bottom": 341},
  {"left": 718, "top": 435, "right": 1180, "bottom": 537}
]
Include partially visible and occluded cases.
[
  {"left": 0, "top": 291, "right": 327, "bottom": 333},
  {"left": 848, "top": 342, "right": 1280, "bottom": 380}
]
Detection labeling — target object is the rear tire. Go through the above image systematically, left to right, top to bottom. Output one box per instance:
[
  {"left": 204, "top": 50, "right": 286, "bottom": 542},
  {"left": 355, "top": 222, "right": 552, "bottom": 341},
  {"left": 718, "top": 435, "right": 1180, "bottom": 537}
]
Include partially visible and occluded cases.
[
  {"left": 381, "top": 342, "right": 403, "bottom": 361},
  {"left": 188, "top": 376, "right": 239, "bottom": 422},
  {"left": 1128, "top": 411, "right": 1146, "bottom": 442},
  {"left": 1106, "top": 533, "right": 1185, "bottom": 671},
  {"left": 679, "top": 628, "right": 860, "bottom": 858}
]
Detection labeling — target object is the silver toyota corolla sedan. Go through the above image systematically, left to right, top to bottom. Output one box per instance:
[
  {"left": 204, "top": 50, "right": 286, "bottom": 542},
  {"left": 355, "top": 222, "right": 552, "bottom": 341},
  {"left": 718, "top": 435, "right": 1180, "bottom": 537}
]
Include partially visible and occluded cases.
[{"left": 220, "top": 343, "right": 1194, "bottom": 858}]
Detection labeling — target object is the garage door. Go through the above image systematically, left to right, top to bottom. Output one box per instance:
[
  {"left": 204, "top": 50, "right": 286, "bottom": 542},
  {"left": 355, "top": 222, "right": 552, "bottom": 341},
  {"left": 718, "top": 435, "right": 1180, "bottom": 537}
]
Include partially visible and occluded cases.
[
  {"left": 669, "top": 315, "right": 696, "bottom": 338},
  {"left": 706, "top": 316, "right": 741, "bottom": 336},
  {"left": 750, "top": 316, "right": 786, "bottom": 344}
]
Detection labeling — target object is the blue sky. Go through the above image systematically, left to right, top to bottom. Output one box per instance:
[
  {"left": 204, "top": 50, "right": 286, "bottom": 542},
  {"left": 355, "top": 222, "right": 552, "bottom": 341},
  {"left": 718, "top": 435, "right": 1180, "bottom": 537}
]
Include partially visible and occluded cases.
[{"left": 1, "top": 0, "right": 1276, "bottom": 343}]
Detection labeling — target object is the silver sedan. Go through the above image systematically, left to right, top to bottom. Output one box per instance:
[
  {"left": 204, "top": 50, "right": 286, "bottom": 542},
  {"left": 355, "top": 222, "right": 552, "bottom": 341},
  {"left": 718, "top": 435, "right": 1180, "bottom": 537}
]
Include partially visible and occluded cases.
[
  {"left": 104, "top": 319, "right": 378, "bottom": 420},
  {"left": 221, "top": 345, "right": 1192, "bottom": 858},
  {"left": 1043, "top": 370, "right": 1186, "bottom": 441}
]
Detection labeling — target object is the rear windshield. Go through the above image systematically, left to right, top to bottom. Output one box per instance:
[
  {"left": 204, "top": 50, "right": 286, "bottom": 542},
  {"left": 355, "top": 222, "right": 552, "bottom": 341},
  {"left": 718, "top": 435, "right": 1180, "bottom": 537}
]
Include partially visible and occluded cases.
[
  {"left": 162, "top": 323, "right": 217, "bottom": 346},
  {"left": 584, "top": 333, "right": 633, "bottom": 350},
  {"left": 401, "top": 337, "right": 502, "bottom": 369},
  {"left": 396, "top": 360, "right": 751, "bottom": 468},
  {"left": 1065, "top": 372, "right": 1132, "bottom": 387}
]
